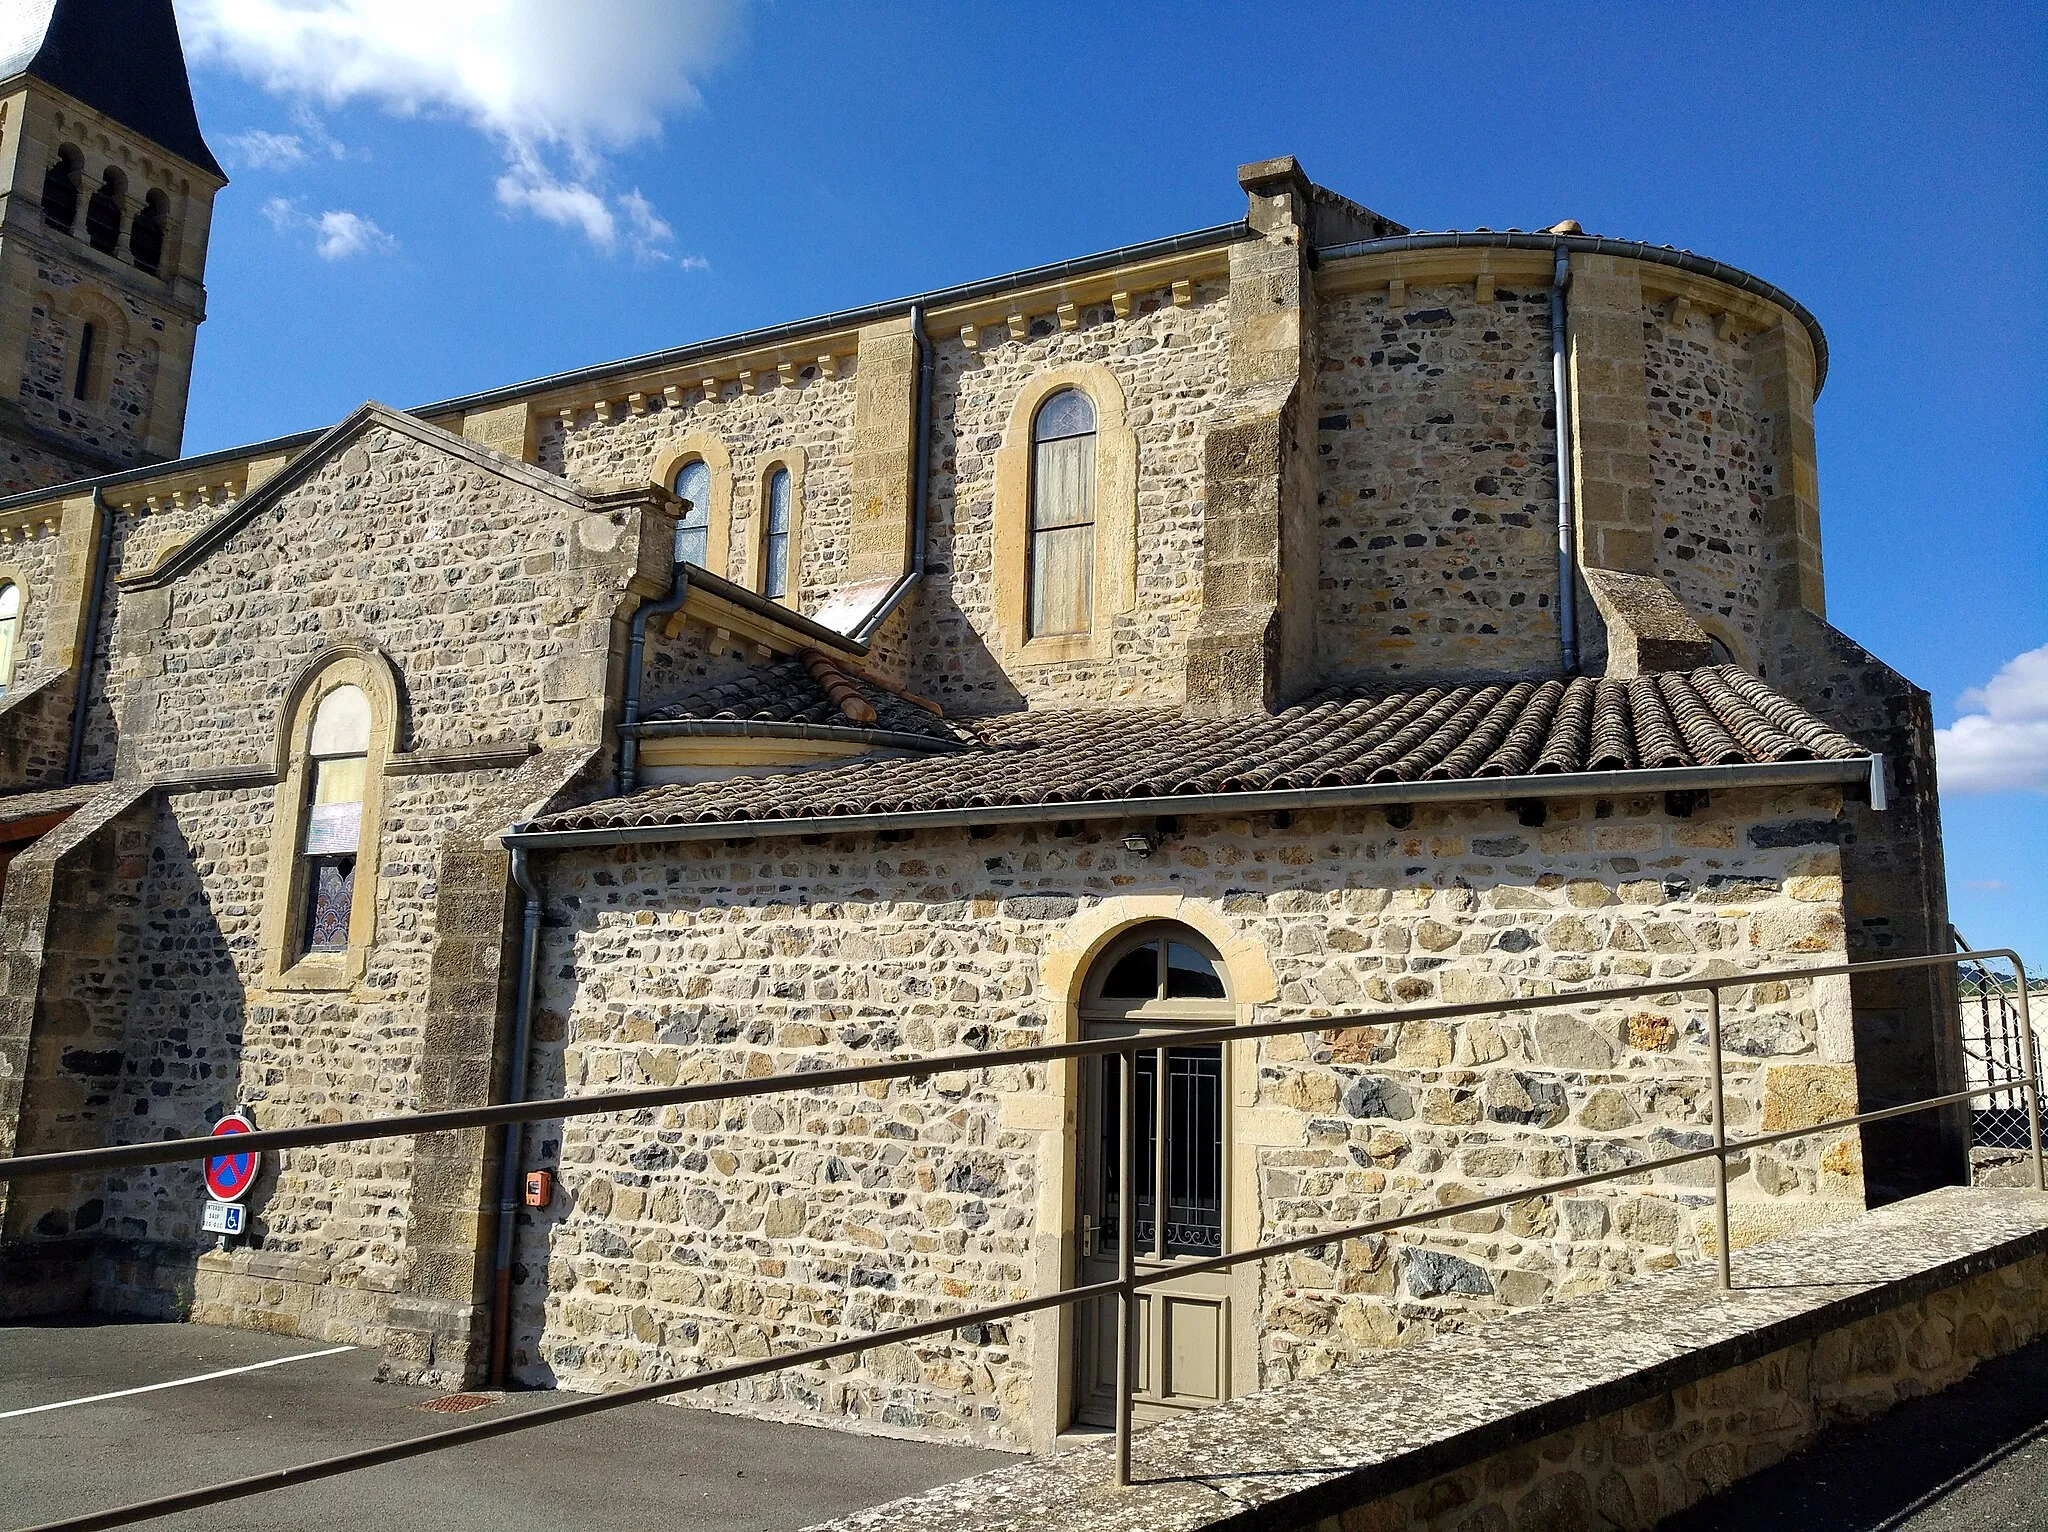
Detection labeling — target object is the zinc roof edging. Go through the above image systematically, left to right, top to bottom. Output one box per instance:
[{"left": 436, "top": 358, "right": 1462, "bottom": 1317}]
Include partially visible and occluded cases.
[{"left": 503, "top": 753, "right": 1883, "bottom": 854}]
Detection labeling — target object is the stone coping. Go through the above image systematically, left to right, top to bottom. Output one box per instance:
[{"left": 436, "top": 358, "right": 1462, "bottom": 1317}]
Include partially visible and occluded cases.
[{"left": 807, "top": 1188, "right": 2048, "bottom": 1532}]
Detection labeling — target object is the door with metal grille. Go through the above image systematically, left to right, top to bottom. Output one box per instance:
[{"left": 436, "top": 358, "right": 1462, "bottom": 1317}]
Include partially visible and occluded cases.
[{"left": 1073, "top": 929, "right": 1233, "bottom": 1424}]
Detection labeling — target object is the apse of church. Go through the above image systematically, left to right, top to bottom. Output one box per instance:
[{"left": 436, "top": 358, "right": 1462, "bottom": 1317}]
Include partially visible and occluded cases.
[{"left": 0, "top": 3, "right": 1962, "bottom": 1457}]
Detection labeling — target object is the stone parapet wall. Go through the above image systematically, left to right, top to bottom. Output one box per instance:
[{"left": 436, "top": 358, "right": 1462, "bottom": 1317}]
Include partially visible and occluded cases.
[
  {"left": 1313, "top": 283, "right": 1559, "bottom": 684},
  {"left": 518, "top": 783, "right": 1863, "bottom": 1449}
]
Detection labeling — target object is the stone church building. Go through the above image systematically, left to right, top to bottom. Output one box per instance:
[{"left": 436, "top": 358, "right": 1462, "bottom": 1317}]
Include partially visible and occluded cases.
[{"left": 0, "top": 1, "right": 1963, "bottom": 1453}]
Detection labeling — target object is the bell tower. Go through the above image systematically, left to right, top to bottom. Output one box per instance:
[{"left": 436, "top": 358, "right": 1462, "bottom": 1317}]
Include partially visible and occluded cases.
[{"left": 0, "top": 0, "right": 224, "bottom": 494}]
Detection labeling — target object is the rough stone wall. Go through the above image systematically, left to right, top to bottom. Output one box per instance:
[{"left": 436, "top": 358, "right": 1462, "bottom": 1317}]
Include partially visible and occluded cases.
[
  {"left": 18, "top": 263, "right": 161, "bottom": 468},
  {"left": 905, "top": 281, "right": 1231, "bottom": 715},
  {"left": 1313, "top": 284, "right": 1560, "bottom": 685},
  {"left": 1642, "top": 308, "right": 1773, "bottom": 666},
  {"left": 545, "top": 364, "right": 859, "bottom": 613},
  {"left": 102, "top": 425, "right": 597, "bottom": 781},
  {"left": 0, "top": 437, "right": 102, "bottom": 497},
  {"left": 0, "top": 519, "right": 65, "bottom": 683},
  {"left": 0, "top": 669, "right": 74, "bottom": 786},
  {"left": 518, "top": 784, "right": 1859, "bottom": 1447},
  {"left": 1308, "top": 1246, "right": 2048, "bottom": 1532}
]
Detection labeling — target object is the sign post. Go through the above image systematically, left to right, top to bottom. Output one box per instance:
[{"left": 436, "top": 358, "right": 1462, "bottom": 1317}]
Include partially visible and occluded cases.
[{"left": 203, "top": 1112, "right": 260, "bottom": 1239}]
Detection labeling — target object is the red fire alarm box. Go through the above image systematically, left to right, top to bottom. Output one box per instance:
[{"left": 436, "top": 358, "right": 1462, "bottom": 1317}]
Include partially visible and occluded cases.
[{"left": 523, "top": 1170, "right": 552, "bottom": 1208}]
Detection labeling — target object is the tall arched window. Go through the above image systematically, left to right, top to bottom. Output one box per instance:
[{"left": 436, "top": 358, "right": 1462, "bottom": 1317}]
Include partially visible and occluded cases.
[
  {"left": 40, "top": 146, "right": 81, "bottom": 231},
  {"left": 85, "top": 168, "right": 125, "bottom": 254},
  {"left": 130, "top": 190, "right": 168, "bottom": 275},
  {"left": 1029, "top": 389, "right": 1097, "bottom": 637},
  {"left": 672, "top": 458, "right": 711, "bottom": 567},
  {"left": 762, "top": 466, "right": 792, "bottom": 599},
  {"left": 0, "top": 582, "right": 21, "bottom": 695},
  {"left": 300, "top": 685, "right": 370, "bottom": 955},
  {"left": 1074, "top": 922, "right": 1233, "bottom": 1423}
]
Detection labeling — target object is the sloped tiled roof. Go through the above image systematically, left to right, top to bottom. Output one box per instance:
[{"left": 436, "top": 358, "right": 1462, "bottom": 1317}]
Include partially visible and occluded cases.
[
  {"left": 646, "top": 655, "right": 972, "bottom": 748},
  {"left": 538, "top": 668, "right": 1866, "bottom": 835}
]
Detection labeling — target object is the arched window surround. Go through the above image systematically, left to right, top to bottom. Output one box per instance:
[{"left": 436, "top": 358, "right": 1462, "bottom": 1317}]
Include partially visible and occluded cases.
[
  {"left": 40, "top": 144, "right": 82, "bottom": 231},
  {"left": 85, "top": 166, "right": 127, "bottom": 255},
  {"left": 52, "top": 286, "right": 127, "bottom": 409},
  {"left": 993, "top": 363, "right": 1138, "bottom": 668},
  {"left": 652, "top": 434, "right": 733, "bottom": 581},
  {"left": 745, "top": 447, "right": 806, "bottom": 608},
  {"left": 0, "top": 570, "right": 29, "bottom": 696},
  {"left": 259, "top": 647, "right": 400, "bottom": 992}
]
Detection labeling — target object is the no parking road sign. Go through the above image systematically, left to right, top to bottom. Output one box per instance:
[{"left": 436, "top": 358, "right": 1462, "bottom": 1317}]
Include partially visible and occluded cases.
[{"left": 204, "top": 1112, "right": 260, "bottom": 1203}]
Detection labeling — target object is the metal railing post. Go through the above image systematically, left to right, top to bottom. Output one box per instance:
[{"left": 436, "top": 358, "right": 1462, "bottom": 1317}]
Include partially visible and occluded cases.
[
  {"left": 2013, "top": 960, "right": 2045, "bottom": 1192},
  {"left": 1704, "top": 984, "right": 1732, "bottom": 1290},
  {"left": 1114, "top": 1045, "right": 1138, "bottom": 1487}
]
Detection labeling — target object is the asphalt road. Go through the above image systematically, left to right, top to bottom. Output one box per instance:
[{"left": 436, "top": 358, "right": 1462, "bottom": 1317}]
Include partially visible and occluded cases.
[
  {"left": 0, "top": 1317, "right": 1013, "bottom": 1532},
  {"left": 1664, "top": 1335, "right": 2048, "bottom": 1531}
]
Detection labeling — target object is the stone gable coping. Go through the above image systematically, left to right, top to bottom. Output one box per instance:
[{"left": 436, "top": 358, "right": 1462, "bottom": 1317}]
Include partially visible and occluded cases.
[{"left": 117, "top": 402, "right": 597, "bottom": 592}]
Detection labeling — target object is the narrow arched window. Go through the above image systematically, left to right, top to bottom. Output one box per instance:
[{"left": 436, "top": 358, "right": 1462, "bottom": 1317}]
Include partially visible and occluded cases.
[
  {"left": 40, "top": 146, "right": 81, "bottom": 231},
  {"left": 85, "top": 168, "right": 125, "bottom": 254},
  {"left": 130, "top": 190, "right": 167, "bottom": 275},
  {"left": 72, "top": 324, "right": 96, "bottom": 401},
  {"left": 1029, "top": 389, "right": 1096, "bottom": 637},
  {"left": 673, "top": 458, "right": 711, "bottom": 568},
  {"left": 762, "top": 466, "right": 792, "bottom": 599},
  {"left": 0, "top": 583, "right": 21, "bottom": 695},
  {"left": 300, "top": 684, "right": 370, "bottom": 956}
]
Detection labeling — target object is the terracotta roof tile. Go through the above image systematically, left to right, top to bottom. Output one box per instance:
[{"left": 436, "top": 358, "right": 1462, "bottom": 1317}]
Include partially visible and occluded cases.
[
  {"left": 644, "top": 654, "right": 971, "bottom": 747},
  {"left": 541, "top": 668, "right": 1867, "bottom": 835}
]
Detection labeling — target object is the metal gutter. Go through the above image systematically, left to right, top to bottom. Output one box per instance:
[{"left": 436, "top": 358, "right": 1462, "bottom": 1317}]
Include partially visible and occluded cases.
[
  {"left": 409, "top": 222, "right": 1251, "bottom": 420},
  {"left": 1314, "top": 230, "right": 1830, "bottom": 392},
  {"left": 1548, "top": 248, "right": 1579, "bottom": 674},
  {"left": 849, "top": 303, "right": 934, "bottom": 643},
  {"left": 0, "top": 426, "right": 322, "bottom": 517},
  {"left": 682, "top": 563, "right": 869, "bottom": 656},
  {"left": 616, "top": 567, "right": 691, "bottom": 798},
  {"left": 626, "top": 717, "right": 965, "bottom": 755},
  {"left": 503, "top": 754, "right": 1882, "bottom": 853},
  {"left": 487, "top": 846, "right": 544, "bottom": 1389}
]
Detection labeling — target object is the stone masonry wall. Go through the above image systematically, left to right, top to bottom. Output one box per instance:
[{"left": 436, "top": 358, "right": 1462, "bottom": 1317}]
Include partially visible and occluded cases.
[
  {"left": 19, "top": 259, "right": 162, "bottom": 468},
  {"left": 904, "top": 280, "right": 1231, "bottom": 715},
  {"left": 1313, "top": 284, "right": 1561, "bottom": 686},
  {"left": 1642, "top": 307, "right": 1773, "bottom": 668},
  {"left": 541, "top": 361, "right": 859, "bottom": 615},
  {"left": 0, "top": 518, "right": 65, "bottom": 688},
  {"left": 517, "top": 783, "right": 1859, "bottom": 1448}
]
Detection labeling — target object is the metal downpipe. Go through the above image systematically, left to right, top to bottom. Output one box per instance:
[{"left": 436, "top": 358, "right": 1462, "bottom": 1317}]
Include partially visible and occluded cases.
[
  {"left": 1549, "top": 247, "right": 1579, "bottom": 676},
  {"left": 850, "top": 302, "right": 934, "bottom": 644},
  {"left": 65, "top": 487, "right": 114, "bottom": 783},
  {"left": 617, "top": 564, "right": 692, "bottom": 798},
  {"left": 487, "top": 844, "right": 545, "bottom": 1389}
]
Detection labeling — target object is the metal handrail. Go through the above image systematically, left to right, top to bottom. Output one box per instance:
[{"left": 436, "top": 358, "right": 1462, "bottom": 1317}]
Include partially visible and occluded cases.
[{"left": 4, "top": 948, "right": 2039, "bottom": 1531}]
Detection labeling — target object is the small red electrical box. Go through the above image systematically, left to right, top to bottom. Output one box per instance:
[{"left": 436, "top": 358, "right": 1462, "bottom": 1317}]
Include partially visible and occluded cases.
[{"left": 523, "top": 1170, "right": 552, "bottom": 1208}]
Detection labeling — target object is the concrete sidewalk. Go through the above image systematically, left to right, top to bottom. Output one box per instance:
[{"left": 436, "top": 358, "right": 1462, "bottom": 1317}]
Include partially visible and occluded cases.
[{"left": 0, "top": 1318, "right": 1013, "bottom": 1531}]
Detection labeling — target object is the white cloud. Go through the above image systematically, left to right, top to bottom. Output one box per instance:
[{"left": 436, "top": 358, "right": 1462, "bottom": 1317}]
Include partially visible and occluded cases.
[
  {"left": 183, "top": 0, "right": 743, "bottom": 254},
  {"left": 224, "top": 128, "right": 307, "bottom": 170},
  {"left": 263, "top": 197, "right": 397, "bottom": 260},
  {"left": 1936, "top": 643, "right": 2048, "bottom": 794},
  {"left": 1965, "top": 879, "right": 2013, "bottom": 893}
]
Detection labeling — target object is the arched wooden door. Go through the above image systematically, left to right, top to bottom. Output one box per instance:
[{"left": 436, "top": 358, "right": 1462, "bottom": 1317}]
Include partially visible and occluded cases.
[{"left": 1073, "top": 924, "right": 1233, "bottom": 1425}]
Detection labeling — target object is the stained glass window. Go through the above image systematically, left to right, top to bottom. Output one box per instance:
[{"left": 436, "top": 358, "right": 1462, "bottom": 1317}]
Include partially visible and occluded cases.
[
  {"left": 1029, "top": 389, "right": 1096, "bottom": 637},
  {"left": 673, "top": 459, "right": 711, "bottom": 568},
  {"left": 763, "top": 468, "right": 792, "bottom": 598},
  {"left": 299, "top": 686, "right": 370, "bottom": 958},
  {"left": 304, "top": 857, "right": 356, "bottom": 953}
]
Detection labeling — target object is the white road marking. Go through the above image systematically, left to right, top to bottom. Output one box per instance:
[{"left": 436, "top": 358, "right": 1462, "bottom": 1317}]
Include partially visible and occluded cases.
[{"left": 0, "top": 1345, "right": 354, "bottom": 1419}]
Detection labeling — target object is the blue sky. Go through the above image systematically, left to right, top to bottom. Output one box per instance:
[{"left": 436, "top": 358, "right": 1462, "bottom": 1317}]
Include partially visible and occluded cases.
[{"left": 172, "top": 0, "right": 2045, "bottom": 964}]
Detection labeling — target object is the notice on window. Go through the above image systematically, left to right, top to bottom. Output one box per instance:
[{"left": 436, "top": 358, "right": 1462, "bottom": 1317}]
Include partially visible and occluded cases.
[{"left": 304, "top": 801, "right": 362, "bottom": 855}]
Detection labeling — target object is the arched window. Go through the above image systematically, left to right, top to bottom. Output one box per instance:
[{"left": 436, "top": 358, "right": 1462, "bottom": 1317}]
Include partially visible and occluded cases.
[
  {"left": 40, "top": 146, "right": 81, "bottom": 231},
  {"left": 85, "top": 168, "right": 126, "bottom": 255},
  {"left": 130, "top": 190, "right": 167, "bottom": 276},
  {"left": 72, "top": 323, "right": 95, "bottom": 402},
  {"left": 1029, "top": 388, "right": 1097, "bottom": 637},
  {"left": 672, "top": 458, "right": 711, "bottom": 568},
  {"left": 762, "top": 466, "right": 792, "bottom": 599},
  {"left": 0, "top": 582, "right": 21, "bottom": 695},
  {"left": 299, "top": 685, "right": 370, "bottom": 956},
  {"left": 1073, "top": 922, "right": 1233, "bottom": 1423}
]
